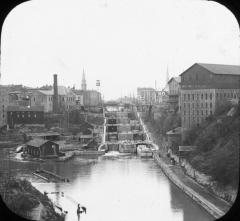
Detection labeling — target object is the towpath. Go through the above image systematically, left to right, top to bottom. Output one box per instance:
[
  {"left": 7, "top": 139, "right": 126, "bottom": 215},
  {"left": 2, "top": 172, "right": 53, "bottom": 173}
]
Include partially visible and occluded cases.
[{"left": 139, "top": 114, "right": 231, "bottom": 219}]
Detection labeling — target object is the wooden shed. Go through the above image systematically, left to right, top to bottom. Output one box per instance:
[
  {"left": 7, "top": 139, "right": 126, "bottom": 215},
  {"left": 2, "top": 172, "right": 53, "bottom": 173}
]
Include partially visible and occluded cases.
[{"left": 25, "top": 139, "right": 60, "bottom": 158}]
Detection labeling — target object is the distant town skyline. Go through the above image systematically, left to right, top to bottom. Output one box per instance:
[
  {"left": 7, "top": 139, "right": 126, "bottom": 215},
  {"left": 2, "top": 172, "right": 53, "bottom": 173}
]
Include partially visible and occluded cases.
[{"left": 1, "top": 0, "right": 240, "bottom": 100}]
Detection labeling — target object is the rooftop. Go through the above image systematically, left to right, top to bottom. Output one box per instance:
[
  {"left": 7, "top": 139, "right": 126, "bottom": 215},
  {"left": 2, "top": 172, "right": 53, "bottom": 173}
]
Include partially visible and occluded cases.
[
  {"left": 180, "top": 63, "right": 240, "bottom": 76},
  {"left": 197, "top": 63, "right": 240, "bottom": 75},
  {"left": 168, "top": 76, "right": 181, "bottom": 84},
  {"left": 38, "top": 86, "right": 76, "bottom": 96},
  {"left": 7, "top": 106, "right": 44, "bottom": 112},
  {"left": 166, "top": 127, "right": 182, "bottom": 135},
  {"left": 26, "top": 132, "right": 60, "bottom": 137},
  {"left": 26, "top": 139, "right": 57, "bottom": 147}
]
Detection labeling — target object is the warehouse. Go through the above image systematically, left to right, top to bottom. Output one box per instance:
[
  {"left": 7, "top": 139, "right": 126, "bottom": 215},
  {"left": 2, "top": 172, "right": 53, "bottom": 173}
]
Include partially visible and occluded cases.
[{"left": 24, "top": 139, "right": 60, "bottom": 158}]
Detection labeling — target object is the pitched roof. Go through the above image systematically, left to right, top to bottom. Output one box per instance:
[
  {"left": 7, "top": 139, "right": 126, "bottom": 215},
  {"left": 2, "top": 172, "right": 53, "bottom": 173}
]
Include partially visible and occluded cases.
[
  {"left": 197, "top": 63, "right": 240, "bottom": 75},
  {"left": 168, "top": 76, "right": 181, "bottom": 84},
  {"left": 38, "top": 86, "right": 76, "bottom": 96},
  {"left": 73, "top": 89, "right": 84, "bottom": 95},
  {"left": 7, "top": 106, "right": 44, "bottom": 112},
  {"left": 166, "top": 127, "right": 182, "bottom": 135},
  {"left": 26, "top": 132, "right": 60, "bottom": 137},
  {"left": 26, "top": 139, "right": 50, "bottom": 147}
]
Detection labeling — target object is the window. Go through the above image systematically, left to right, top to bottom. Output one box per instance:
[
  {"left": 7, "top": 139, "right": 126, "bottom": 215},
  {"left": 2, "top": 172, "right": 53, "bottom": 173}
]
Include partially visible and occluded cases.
[
  {"left": 210, "top": 93, "right": 212, "bottom": 100},
  {"left": 188, "top": 94, "right": 190, "bottom": 100},
  {"left": 192, "top": 94, "right": 194, "bottom": 100},
  {"left": 197, "top": 94, "right": 199, "bottom": 100},
  {"left": 201, "top": 94, "right": 203, "bottom": 100},
  {"left": 205, "top": 94, "right": 208, "bottom": 99},
  {"left": 184, "top": 103, "right": 186, "bottom": 108},
  {"left": 192, "top": 103, "right": 194, "bottom": 108},
  {"left": 201, "top": 103, "right": 203, "bottom": 108},
  {"left": 206, "top": 103, "right": 208, "bottom": 108},
  {"left": 210, "top": 103, "right": 212, "bottom": 108},
  {"left": 197, "top": 110, "right": 199, "bottom": 115},
  {"left": 206, "top": 110, "right": 208, "bottom": 115},
  {"left": 210, "top": 110, "right": 213, "bottom": 115},
  {"left": 184, "top": 111, "right": 186, "bottom": 115},
  {"left": 17, "top": 114, "right": 19, "bottom": 118},
  {"left": 34, "top": 114, "right": 37, "bottom": 118}
]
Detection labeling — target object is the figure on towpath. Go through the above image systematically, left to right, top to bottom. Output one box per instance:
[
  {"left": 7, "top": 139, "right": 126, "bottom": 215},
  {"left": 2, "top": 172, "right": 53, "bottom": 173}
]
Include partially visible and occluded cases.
[{"left": 77, "top": 204, "right": 87, "bottom": 220}]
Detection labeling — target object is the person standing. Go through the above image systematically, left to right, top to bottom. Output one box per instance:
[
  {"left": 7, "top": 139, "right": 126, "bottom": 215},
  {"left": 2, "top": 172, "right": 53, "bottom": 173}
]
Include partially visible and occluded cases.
[{"left": 77, "top": 204, "right": 82, "bottom": 221}]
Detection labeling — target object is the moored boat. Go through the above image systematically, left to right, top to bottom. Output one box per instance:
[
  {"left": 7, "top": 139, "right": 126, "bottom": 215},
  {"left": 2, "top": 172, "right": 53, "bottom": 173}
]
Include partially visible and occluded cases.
[
  {"left": 137, "top": 144, "right": 152, "bottom": 157},
  {"left": 15, "top": 145, "right": 24, "bottom": 153}
]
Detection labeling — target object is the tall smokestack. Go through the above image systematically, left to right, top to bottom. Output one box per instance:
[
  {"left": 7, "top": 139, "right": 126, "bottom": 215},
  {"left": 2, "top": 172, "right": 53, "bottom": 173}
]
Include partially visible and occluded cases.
[{"left": 53, "top": 74, "right": 58, "bottom": 113}]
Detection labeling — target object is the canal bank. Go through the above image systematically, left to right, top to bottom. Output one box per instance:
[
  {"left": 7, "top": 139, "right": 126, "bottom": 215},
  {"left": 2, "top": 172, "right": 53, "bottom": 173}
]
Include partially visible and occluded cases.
[
  {"left": 138, "top": 113, "right": 231, "bottom": 219},
  {"left": 152, "top": 151, "right": 231, "bottom": 219},
  {"left": 0, "top": 178, "right": 65, "bottom": 221}
]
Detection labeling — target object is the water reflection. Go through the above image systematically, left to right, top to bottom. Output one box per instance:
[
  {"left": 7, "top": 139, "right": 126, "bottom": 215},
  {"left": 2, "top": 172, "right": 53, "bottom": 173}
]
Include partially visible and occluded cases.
[
  {"left": 0, "top": 149, "right": 214, "bottom": 221},
  {"left": 170, "top": 183, "right": 214, "bottom": 221}
]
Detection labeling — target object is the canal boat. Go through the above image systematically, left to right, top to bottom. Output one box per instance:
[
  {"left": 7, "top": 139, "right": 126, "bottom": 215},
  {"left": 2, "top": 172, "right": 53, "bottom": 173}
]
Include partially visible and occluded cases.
[
  {"left": 149, "top": 143, "right": 159, "bottom": 151},
  {"left": 137, "top": 144, "right": 152, "bottom": 157},
  {"left": 15, "top": 145, "right": 24, "bottom": 153}
]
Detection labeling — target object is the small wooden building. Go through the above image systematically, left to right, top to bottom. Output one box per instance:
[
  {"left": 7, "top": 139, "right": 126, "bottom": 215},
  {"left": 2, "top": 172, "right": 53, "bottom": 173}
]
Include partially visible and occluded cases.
[{"left": 25, "top": 139, "right": 60, "bottom": 158}]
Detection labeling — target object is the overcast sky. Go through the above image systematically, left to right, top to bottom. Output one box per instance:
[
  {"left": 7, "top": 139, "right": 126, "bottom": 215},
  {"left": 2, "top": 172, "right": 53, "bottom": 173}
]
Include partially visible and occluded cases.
[{"left": 1, "top": 0, "right": 240, "bottom": 100}]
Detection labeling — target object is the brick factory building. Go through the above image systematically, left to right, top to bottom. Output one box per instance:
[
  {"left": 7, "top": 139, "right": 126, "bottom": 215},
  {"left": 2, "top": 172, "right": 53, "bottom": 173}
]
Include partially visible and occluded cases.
[
  {"left": 180, "top": 63, "right": 240, "bottom": 131},
  {"left": 7, "top": 106, "right": 44, "bottom": 129}
]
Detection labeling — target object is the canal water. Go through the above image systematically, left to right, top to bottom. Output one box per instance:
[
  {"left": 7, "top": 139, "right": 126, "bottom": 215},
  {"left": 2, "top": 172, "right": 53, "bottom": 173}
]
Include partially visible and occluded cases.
[{"left": 0, "top": 149, "right": 214, "bottom": 221}]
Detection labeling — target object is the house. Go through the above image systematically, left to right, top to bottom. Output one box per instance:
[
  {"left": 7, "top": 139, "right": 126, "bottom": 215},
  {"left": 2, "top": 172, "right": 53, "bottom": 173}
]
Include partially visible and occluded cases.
[
  {"left": 167, "top": 77, "right": 181, "bottom": 111},
  {"left": 0, "top": 86, "right": 10, "bottom": 129},
  {"left": 30, "top": 86, "right": 76, "bottom": 112},
  {"left": 137, "top": 87, "right": 156, "bottom": 104},
  {"left": 73, "top": 89, "right": 102, "bottom": 107},
  {"left": 7, "top": 106, "right": 44, "bottom": 129},
  {"left": 76, "top": 121, "right": 94, "bottom": 144},
  {"left": 24, "top": 139, "right": 60, "bottom": 158}
]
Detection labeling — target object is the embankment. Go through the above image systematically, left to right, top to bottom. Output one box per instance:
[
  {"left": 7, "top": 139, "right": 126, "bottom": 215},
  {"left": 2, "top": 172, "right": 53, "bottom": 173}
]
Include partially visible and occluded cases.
[
  {"left": 152, "top": 151, "right": 226, "bottom": 219},
  {"left": 0, "top": 178, "right": 65, "bottom": 220}
]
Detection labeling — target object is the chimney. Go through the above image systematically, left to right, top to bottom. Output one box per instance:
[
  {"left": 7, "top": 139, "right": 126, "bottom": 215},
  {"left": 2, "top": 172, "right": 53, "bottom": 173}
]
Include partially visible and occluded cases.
[{"left": 53, "top": 74, "right": 58, "bottom": 113}]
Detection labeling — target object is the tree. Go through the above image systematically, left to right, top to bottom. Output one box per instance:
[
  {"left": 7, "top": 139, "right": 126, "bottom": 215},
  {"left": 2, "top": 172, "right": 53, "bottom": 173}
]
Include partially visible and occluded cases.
[{"left": 215, "top": 99, "right": 232, "bottom": 116}]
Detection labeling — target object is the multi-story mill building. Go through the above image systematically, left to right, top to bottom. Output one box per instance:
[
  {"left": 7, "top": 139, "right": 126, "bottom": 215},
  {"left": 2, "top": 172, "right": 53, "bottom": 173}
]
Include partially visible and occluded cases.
[
  {"left": 180, "top": 63, "right": 240, "bottom": 131},
  {"left": 137, "top": 87, "right": 156, "bottom": 105}
]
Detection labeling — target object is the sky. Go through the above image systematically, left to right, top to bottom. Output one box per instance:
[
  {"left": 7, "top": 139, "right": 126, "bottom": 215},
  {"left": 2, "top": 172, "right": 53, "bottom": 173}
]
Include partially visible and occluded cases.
[{"left": 1, "top": 0, "right": 240, "bottom": 100}]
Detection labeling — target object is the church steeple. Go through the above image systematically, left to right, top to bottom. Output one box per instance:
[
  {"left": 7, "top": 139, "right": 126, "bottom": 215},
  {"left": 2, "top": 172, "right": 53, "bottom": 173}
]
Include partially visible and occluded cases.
[
  {"left": 166, "top": 65, "right": 169, "bottom": 84},
  {"left": 81, "top": 68, "right": 87, "bottom": 91}
]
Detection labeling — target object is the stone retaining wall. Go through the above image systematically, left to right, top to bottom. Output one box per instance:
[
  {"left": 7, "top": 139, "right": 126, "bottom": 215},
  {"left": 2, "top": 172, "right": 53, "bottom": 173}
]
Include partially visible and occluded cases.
[
  {"left": 169, "top": 151, "right": 237, "bottom": 203},
  {"left": 152, "top": 152, "right": 225, "bottom": 219}
]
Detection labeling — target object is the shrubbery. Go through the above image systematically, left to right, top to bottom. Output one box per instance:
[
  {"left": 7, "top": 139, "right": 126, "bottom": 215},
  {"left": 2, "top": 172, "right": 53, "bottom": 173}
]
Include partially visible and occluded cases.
[
  {"left": 185, "top": 103, "right": 239, "bottom": 187},
  {"left": 2, "top": 178, "right": 65, "bottom": 220}
]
